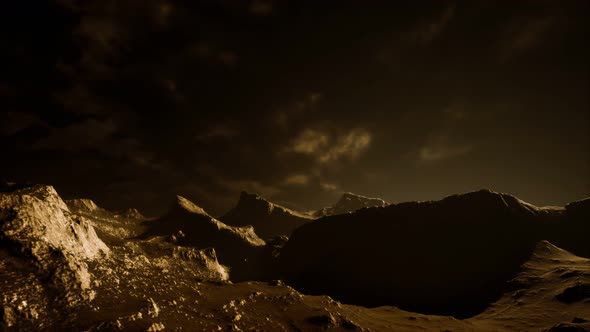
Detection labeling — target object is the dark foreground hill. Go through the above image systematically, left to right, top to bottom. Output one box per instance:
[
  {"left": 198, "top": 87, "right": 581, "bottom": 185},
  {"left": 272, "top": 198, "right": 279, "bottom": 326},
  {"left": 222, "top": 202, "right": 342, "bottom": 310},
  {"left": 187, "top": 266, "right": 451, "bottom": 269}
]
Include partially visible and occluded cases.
[
  {"left": 280, "top": 189, "right": 588, "bottom": 317},
  {"left": 220, "top": 191, "right": 313, "bottom": 240}
]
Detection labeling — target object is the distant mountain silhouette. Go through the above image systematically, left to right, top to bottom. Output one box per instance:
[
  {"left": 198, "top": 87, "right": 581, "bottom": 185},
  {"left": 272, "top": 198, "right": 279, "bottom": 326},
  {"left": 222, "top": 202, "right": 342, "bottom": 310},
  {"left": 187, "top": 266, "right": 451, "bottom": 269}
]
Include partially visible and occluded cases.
[
  {"left": 280, "top": 189, "right": 582, "bottom": 317},
  {"left": 220, "top": 191, "right": 313, "bottom": 239},
  {"left": 314, "top": 192, "right": 389, "bottom": 217},
  {"left": 141, "top": 195, "right": 266, "bottom": 280}
]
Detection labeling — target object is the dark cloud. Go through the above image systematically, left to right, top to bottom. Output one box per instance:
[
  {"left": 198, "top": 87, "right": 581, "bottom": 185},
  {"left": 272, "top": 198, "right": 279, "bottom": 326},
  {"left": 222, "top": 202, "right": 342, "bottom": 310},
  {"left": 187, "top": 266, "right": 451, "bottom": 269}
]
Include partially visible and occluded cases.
[{"left": 1, "top": 1, "right": 588, "bottom": 215}]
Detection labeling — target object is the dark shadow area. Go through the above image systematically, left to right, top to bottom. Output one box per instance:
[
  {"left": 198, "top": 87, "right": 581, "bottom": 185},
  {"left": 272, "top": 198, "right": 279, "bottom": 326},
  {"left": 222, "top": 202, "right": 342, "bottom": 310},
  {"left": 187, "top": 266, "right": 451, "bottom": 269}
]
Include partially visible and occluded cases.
[
  {"left": 279, "top": 189, "right": 550, "bottom": 318},
  {"left": 139, "top": 195, "right": 269, "bottom": 281}
]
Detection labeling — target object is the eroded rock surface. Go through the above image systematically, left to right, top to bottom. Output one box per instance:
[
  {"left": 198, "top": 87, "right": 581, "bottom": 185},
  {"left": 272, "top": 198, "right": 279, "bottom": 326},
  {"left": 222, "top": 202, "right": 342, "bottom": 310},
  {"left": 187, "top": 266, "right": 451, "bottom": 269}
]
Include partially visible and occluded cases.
[{"left": 0, "top": 185, "right": 109, "bottom": 329}]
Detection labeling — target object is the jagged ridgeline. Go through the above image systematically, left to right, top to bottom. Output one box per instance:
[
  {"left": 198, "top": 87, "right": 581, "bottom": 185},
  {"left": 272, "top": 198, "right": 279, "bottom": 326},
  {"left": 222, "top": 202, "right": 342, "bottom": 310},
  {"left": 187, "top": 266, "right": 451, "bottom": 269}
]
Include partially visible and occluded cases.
[
  {"left": 1, "top": 183, "right": 589, "bottom": 331},
  {"left": 220, "top": 191, "right": 390, "bottom": 240},
  {"left": 314, "top": 192, "right": 389, "bottom": 217},
  {"left": 139, "top": 195, "right": 268, "bottom": 281}
]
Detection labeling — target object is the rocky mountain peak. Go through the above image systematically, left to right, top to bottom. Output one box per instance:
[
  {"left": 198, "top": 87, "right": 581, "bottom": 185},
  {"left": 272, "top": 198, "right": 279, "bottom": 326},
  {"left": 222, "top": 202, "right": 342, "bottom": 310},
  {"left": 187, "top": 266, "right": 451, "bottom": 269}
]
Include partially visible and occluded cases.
[
  {"left": 0, "top": 184, "right": 109, "bottom": 308},
  {"left": 1, "top": 185, "right": 108, "bottom": 260},
  {"left": 236, "top": 191, "right": 274, "bottom": 213},
  {"left": 221, "top": 192, "right": 312, "bottom": 239},
  {"left": 315, "top": 192, "right": 389, "bottom": 217},
  {"left": 174, "top": 195, "right": 209, "bottom": 216},
  {"left": 65, "top": 198, "right": 99, "bottom": 213}
]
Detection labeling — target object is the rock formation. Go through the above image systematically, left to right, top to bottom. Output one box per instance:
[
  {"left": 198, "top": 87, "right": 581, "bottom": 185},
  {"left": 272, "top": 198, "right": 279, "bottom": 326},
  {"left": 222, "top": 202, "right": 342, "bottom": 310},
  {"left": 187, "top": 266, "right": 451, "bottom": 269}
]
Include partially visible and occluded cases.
[
  {"left": 0, "top": 184, "right": 109, "bottom": 328},
  {"left": 220, "top": 191, "right": 313, "bottom": 239},
  {"left": 315, "top": 192, "right": 389, "bottom": 217},
  {"left": 141, "top": 195, "right": 266, "bottom": 280},
  {"left": 64, "top": 198, "right": 100, "bottom": 213},
  {"left": 66, "top": 198, "right": 145, "bottom": 244},
  {"left": 123, "top": 207, "right": 145, "bottom": 220}
]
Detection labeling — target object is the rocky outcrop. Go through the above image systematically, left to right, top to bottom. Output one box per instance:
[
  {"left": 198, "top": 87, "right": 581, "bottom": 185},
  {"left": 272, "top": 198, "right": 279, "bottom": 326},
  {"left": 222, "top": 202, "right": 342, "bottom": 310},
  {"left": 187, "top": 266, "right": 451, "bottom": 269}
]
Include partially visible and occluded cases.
[
  {"left": 0, "top": 184, "right": 109, "bottom": 328},
  {"left": 279, "top": 189, "right": 564, "bottom": 317},
  {"left": 221, "top": 191, "right": 313, "bottom": 239},
  {"left": 314, "top": 192, "right": 389, "bottom": 217},
  {"left": 141, "top": 195, "right": 266, "bottom": 280},
  {"left": 66, "top": 197, "right": 145, "bottom": 244},
  {"left": 65, "top": 198, "right": 100, "bottom": 213},
  {"left": 123, "top": 208, "right": 145, "bottom": 220}
]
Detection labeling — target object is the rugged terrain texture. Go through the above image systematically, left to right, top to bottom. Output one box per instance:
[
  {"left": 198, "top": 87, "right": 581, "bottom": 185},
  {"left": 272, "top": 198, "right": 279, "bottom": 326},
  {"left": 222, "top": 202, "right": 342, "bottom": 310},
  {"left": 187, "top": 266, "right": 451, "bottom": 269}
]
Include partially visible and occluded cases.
[
  {"left": 0, "top": 184, "right": 109, "bottom": 329},
  {"left": 1, "top": 185, "right": 588, "bottom": 331},
  {"left": 221, "top": 191, "right": 313, "bottom": 240},
  {"left": 314, "top": 192, "right": 389, "bottom": 217},
  {"left": 141, "top": 195, "right": 268, "bottom": 281}
]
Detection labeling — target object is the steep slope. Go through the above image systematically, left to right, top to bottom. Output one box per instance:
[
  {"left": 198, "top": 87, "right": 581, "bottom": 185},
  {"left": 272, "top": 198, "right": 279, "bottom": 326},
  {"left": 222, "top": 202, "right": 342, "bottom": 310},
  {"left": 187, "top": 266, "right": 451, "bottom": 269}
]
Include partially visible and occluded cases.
[
  {"left": 0, "top": 184, "right": 109, "bottom": 329},
  {"left": 279, "top": 189, "right": 564, "bottom": 317},
  {"left": 220, "top": 191, "right": 313, "bottom": 239},
  {"left": 315, "top": 192, "right": 389, "bottom": 217},
  {"left": 141, "top": 195, "right": 266, "bottom": 280},
  {"left": 548, "top": 197, "right": 590, "bottom": 258},
  {"left": 65, "top": 198, "right": 100, "bottom": 213},
  {"left": 66, "top": 198, "right": 146, "bottom": 245},
  {"left": 471, "top": 240, "right": 590, "bottom": 331}
]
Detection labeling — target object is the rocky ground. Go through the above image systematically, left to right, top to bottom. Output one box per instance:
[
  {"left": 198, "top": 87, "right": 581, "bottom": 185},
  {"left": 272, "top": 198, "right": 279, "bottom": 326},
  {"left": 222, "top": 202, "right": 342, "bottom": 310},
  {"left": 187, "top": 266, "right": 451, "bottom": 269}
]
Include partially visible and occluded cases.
[{"left": 1, "top": 184, "right": 588, "bottom": 331}]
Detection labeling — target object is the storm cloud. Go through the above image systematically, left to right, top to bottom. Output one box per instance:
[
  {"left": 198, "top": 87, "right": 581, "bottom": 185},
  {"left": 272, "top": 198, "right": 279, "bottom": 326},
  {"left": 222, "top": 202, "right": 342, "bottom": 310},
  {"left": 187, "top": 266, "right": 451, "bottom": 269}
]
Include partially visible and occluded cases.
[{"left": 1, "top": 1, "right": 588, "bottom": 215}]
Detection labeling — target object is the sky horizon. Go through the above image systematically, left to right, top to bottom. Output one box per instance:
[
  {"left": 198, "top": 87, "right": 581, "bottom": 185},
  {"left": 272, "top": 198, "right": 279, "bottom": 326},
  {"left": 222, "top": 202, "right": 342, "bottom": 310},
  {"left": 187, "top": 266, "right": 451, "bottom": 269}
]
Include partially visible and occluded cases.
[{"left": 1, "top": 1, "right": 588, "bottom": 216}]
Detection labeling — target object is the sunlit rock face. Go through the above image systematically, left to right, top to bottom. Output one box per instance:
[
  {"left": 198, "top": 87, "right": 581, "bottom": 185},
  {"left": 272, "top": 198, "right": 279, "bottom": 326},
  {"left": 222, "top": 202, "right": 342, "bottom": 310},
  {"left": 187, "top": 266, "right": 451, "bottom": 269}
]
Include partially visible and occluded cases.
[
  {"left": 0, "top": 184, "right": 109, "bottom": 328},
  {"left": 280, "top": 189, "right": 564, "bottom": 317},
  {"left": 221, "top": 191, "right": 313, "bottom": 240},
  {"left": 314, "top": 192, "right": 389, "bottom": 217},
  {"left": 141, "top": 195, "right": 267, "bottom": 280},
  {"left": 64, "top": 198, "right": 100, "bottom": 213},
  {"left": 66, "top": 198, "right": 147, "bottom": 245}
]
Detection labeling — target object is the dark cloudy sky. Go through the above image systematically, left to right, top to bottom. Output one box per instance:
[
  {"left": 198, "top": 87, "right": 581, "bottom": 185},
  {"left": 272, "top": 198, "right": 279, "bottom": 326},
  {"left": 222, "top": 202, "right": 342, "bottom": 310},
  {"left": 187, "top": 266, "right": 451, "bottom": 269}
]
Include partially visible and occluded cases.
[{"left": 1, "top": 1, "right": 588, "bottom": 216}]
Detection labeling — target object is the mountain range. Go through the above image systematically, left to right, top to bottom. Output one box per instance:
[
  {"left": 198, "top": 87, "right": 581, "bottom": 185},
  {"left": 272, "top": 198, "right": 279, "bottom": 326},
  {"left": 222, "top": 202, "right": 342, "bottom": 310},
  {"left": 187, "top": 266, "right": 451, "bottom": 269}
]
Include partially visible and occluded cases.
[{"left": 1, "top": 183, "right": 588, "bottom": 331}]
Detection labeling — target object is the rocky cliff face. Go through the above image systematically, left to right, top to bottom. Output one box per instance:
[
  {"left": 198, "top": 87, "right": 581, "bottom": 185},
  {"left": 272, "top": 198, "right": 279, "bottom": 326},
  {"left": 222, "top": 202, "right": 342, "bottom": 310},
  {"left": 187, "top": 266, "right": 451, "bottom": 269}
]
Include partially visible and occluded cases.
[
  {"left": 0, "top": 184, "right": 109, "bottom": 328},
  {"left": 280, "top": 189, "right": 566, "bottom": 317},
  {"left": 221, "top": 191, "right": 313, "bottom": 239},
  {"left": 314, "top": 192, "right": 389, "bottom": 217},
  {"left": 65, "top": 198, "right": 100, "bottom": 213}
]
